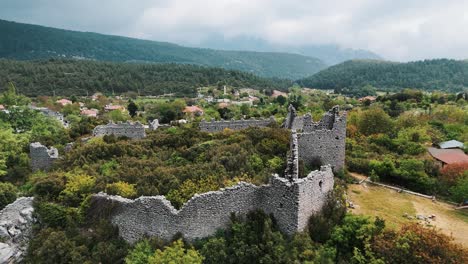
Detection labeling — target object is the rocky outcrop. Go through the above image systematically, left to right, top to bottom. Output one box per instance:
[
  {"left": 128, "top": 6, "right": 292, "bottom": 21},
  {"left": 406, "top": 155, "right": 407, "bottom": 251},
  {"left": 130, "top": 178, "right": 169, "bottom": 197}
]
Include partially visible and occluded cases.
[
  {"left": 29, "top": 142, "right": 58, "bottom": 172},
  {"left": 0, "top": 197, "right": 35, "bottom": 263}
]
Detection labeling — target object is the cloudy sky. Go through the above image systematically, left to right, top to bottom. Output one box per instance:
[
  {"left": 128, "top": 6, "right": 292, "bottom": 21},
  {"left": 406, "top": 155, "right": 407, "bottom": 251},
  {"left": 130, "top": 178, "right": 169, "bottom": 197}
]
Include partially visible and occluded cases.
[{"left": 1, "top": 0, "right": 468, "bottom": 61}]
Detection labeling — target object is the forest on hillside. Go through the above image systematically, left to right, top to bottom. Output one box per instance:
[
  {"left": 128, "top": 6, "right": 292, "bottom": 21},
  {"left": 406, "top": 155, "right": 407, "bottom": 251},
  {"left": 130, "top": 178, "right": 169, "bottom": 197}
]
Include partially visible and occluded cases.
[
  {"left": 0, "top": 19, "right": 326, "bottom": 79},
  {"left": 0, "top": 59, "right": 292, "bottom": 96},
  {"left": 299, "top": 59, "right": 468, "bottom": 93}
]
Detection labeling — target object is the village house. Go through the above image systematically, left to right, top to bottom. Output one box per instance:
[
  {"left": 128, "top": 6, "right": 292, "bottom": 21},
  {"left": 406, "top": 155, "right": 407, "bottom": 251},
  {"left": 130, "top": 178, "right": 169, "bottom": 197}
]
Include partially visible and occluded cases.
[
  {"left": 272, "top": 90, "right": 288, "bottom": 98},
  {"left": 358, "top": 96, "right": 377, "bottom": 103},
  {"left": 56, "top": 98, "right": 72, "bottom": 106},
  {"left": 0, "top": 104, "right": 5, "bottom": 111},
  {"left": 104, "top": 104, "right": 125, "bottom": 112},
  {"left": 183, "top": 105, "right": 204, "bottom": 117},
  {"left": 80, "top": 108, "right": 99, "bottom": 117},
  {"left": 427, "top": 147, "right": 468, "bottom": 168}
]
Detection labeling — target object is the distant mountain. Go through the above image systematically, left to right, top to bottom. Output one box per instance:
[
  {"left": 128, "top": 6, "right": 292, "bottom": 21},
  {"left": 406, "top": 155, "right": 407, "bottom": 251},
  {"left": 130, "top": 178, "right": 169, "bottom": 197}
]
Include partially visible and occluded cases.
[
  {"left": 0, "top": 19, "right": 327, "bottom": 79},
  {"left": 195, "top": 35, "right": 382, "bottom": 65},
  {"left": 0, "top": 59, "right": 292, "bottom": 97},
  {"left": 298, "top": 59, "right": 468, "bottom": 93}
]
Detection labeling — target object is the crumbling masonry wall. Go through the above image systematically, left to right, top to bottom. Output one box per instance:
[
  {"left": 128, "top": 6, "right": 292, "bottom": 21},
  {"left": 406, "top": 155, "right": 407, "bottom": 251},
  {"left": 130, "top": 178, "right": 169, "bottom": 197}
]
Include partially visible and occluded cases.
[
  {"left": 285, "top": 106, "right": 347, "bottom": 171},
  {"left": 199, "top": 117, "right": 276, "bottom": 132},
  {"left": 93, "top": 121, "right": 146, "bottom": 139},
  {"left": 29, "top": 142, "right": 58, "bottom": 171},
  {"left": 91, "top": 166, "right": 333, "bottom": 243}
]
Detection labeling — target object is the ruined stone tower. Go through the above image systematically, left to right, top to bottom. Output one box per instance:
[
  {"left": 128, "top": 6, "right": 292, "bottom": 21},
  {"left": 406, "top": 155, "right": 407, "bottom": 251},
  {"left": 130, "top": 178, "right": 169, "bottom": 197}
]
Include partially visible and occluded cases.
[{"left": 285, "top": 105, "right": 347, "bottom": 172}]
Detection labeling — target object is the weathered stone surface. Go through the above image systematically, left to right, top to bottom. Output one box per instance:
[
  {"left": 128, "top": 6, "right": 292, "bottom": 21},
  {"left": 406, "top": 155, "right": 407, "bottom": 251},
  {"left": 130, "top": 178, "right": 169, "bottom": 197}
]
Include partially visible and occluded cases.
[
  {"left": 285, "top": 105, "right": 347, "bottom": 171},
  {"left": 199, "top": 117, "right": 276, "bottom": 132},
  {"left": 149, "top": 119, "right": 159, "bottom": 131},
  {"left": 93, "top": 121, "right": 146, "bottom": 139},
  {"left": 29, "top": 142, "right": 58, "bottom": 172},
  {"left": 91, "top": 166, "right": 333, "bottom": 243},
  {"left": 0, "top": 197, "right": 35, "bottom": 263}
]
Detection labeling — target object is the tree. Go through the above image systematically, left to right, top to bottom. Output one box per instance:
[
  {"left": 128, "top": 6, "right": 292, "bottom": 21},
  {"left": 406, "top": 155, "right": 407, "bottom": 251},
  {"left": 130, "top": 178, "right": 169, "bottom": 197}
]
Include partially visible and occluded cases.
[
  {"left": 276, "top": 95, "right": 287, "bottom": 105},
  {"left": 128, "top": 100, "right": 138, "bottom": 118},
  {"left": 357, "top": 108, "right": 394, "bottom": 136},
  {"left": 449, "top": 177, "right": 468, "bottom": 204},
  {"left": 0, "top": 182, "right": 17, "bottom": 209},
  {"left": 372, "top": 224, "right": 468, "bottom": 264},
  {"left": 125, "top": 239, "right": 153, "bottom": 264},
  {"left": 148, "top": 240, "right": 203, "bottom": 264}
]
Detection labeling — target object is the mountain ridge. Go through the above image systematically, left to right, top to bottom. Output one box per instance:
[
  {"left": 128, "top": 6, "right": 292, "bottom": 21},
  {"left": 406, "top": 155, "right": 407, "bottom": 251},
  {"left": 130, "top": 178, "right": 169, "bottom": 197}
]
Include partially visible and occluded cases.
[
  {"left": 0, "top": 19, "right": 326, "bottom": 79},
  {"left": 298, "top": 58, "right": 468, "bottom": 93}
]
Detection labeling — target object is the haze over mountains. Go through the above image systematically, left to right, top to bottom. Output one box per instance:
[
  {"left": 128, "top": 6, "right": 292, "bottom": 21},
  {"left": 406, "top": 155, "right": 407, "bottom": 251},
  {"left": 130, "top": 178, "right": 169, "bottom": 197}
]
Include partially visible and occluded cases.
[{"left": 194, "top": 35, "right": 382, "bottom": 65}]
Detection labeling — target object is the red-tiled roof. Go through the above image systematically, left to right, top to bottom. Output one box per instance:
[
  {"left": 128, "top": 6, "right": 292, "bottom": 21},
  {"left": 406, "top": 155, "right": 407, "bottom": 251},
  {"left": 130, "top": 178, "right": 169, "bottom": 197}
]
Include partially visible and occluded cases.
[
  {"left": 272, "top": 90, "right": 287, "bottom": 98},
  {"left": 56, "top": 99, "right": 72, "bottom": 105},
  {"left": 183, "top": 106, "right": 203, "bottom": 113},
  {"left": 80, "top": 109, "right": 98, "bottom": 117},
  {"left": 428, "top": 147, "right": 468, "bottom": 165}
]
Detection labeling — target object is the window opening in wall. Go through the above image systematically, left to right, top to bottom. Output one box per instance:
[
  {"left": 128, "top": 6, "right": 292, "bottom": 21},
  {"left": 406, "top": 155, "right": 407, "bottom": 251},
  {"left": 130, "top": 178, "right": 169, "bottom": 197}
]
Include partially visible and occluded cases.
[{"left": 319, "top": 180, "right": 323, "bottom": 191}]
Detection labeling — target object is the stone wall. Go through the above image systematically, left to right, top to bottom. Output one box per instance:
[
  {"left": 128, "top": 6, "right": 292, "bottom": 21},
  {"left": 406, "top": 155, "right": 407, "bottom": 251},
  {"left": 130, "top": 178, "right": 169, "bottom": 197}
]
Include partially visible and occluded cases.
[
  {"left": 284, "top": 105, "right": 347, "bottom": 171},
  {"left": 199, "top": 117, "right": 276, "bottom": 132},
  {"left": 93, "top": 121, "right": 146, "bottom": 139},
  {"left": 29, "top": 142, "right": 59, "bottom": 172},
  {"left": 91, "top": 166, "right": 333, "bottom": 243},
  {"left": 0, "top": 197, "right": 35, "bottom": 263}
]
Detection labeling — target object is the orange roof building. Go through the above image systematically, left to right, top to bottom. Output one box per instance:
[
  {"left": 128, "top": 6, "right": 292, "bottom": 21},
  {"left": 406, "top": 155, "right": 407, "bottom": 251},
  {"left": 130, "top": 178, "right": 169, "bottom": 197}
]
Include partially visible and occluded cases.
[
  {"left": 272, "top": 90, "right": 288, "bottom": 98},
  {"left": 56, "top": 99, "right": 72, "bottom": 106},
  {"left": 104, "top": 104, "right": 125, "bottom": 112},
  {"left": 183, "top": 106, "right": 204, "bottom": 115},
  {"left": 80, "top": 109, "right": 98, "bottom": 117},
  {"left": 428, "top": 147, "right": 468, "bottom": 166}
]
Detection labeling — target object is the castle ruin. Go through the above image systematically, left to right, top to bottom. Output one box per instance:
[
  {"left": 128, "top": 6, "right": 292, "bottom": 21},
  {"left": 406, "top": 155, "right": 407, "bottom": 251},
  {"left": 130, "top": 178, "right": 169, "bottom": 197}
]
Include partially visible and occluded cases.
[
  {"left": 284, "top": 105, "right": 346, "bottom": 171},
  {"left": 90, "top": 106, "right": 346, "bottom": 243},
  {"left": 199, "top": 117, "right": 276, "bottom": 132},
  {"left": 93, "top": 121, "right": 146, "bottom": 139},
  {"left": 29, "top": 142, "right": 59, "bottom": 171}
]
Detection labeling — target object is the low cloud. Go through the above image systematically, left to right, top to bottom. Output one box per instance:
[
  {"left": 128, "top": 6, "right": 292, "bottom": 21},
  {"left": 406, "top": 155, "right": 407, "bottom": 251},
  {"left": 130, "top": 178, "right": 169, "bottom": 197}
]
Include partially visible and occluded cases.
[{"left": 1, "top": 0, "right": 468, "bottom": 61}]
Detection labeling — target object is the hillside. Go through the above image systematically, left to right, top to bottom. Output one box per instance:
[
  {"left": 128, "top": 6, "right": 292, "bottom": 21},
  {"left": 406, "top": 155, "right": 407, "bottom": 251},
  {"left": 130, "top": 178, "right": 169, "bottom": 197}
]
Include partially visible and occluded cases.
[
  {"left": 0, "top": 19, "right": 326, "bottom": 79},
  {"left": 0, "top": 59, "right": 292, "bottom": 96},
  {"left": 298, "top": 59, "right": 468, "bottom": 93}
]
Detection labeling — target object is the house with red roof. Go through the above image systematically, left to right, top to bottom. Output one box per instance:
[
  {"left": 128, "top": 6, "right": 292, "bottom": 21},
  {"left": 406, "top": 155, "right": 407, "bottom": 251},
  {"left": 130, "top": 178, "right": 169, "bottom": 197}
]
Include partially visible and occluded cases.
[
  {"left": 56, "top": 99, "right": 72, "bottom": 106},
  {"left": 0, "top": 104, "right": 4, "bottom": 111},
  {"left": 104, "top": 104, "right": 125, "bottom": 112},
  {"left": 183, "top": 106, "right": 204, "bottom": 117},
  {"left": 80, "top": 109, "right": 99, "bottom": 117},
  {"left": 427, "top": 147, "right": 468, "bottom": 168}
]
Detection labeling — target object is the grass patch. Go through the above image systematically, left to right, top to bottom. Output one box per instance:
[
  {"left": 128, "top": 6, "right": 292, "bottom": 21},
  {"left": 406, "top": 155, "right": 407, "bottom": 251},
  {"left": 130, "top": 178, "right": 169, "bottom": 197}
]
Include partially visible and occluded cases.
[{"left": 348, "top": 184, "right": 416, "bottom": 229}]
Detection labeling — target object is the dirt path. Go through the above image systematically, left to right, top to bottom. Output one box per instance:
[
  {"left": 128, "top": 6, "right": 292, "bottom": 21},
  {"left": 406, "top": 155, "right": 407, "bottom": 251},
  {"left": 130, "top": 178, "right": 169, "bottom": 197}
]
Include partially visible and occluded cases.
[
  {"left": 348, "top": 183, "right": 468, "bottom": 247},
  {"left": 411, "top": 197, "right": 468, "bottom": 246}
]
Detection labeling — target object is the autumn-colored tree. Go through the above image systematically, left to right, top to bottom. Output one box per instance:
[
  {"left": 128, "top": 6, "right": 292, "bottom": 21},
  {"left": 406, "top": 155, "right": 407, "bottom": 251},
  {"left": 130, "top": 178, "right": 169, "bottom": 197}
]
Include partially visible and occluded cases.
[
  {"left": 439, "top": 163, "right": 468, "bottom": 186},
  {"left": 371, "top": 224, "right": 468, "bottom": 264}
]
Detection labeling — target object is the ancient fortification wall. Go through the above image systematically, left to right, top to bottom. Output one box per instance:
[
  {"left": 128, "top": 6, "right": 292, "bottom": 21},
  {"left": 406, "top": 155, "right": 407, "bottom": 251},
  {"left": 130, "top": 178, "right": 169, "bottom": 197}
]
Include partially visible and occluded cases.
[
  {"left": 285, "top": 105, "right": 346, "bottom": 171},
  {"left": 89, "top": 106, "right": 345, "bottom": 243},
  {"left": 199, "top": 117, "right": 276, "bottom": 132},
  {"left": 93, "top": 121, "right": 146, "bottom": 139},
  {"left": 29, "top": 142, "right": 58, "bottom": 172},
  {"left": 91, "top": 166, "right": 333, "bottom": 243}
]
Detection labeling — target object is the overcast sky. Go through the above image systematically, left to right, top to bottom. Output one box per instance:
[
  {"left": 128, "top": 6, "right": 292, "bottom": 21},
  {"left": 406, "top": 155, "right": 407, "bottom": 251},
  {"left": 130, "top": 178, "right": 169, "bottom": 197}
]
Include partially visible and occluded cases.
[{"left": 2, "top": 0, "right": 468, "bottom": 61}]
